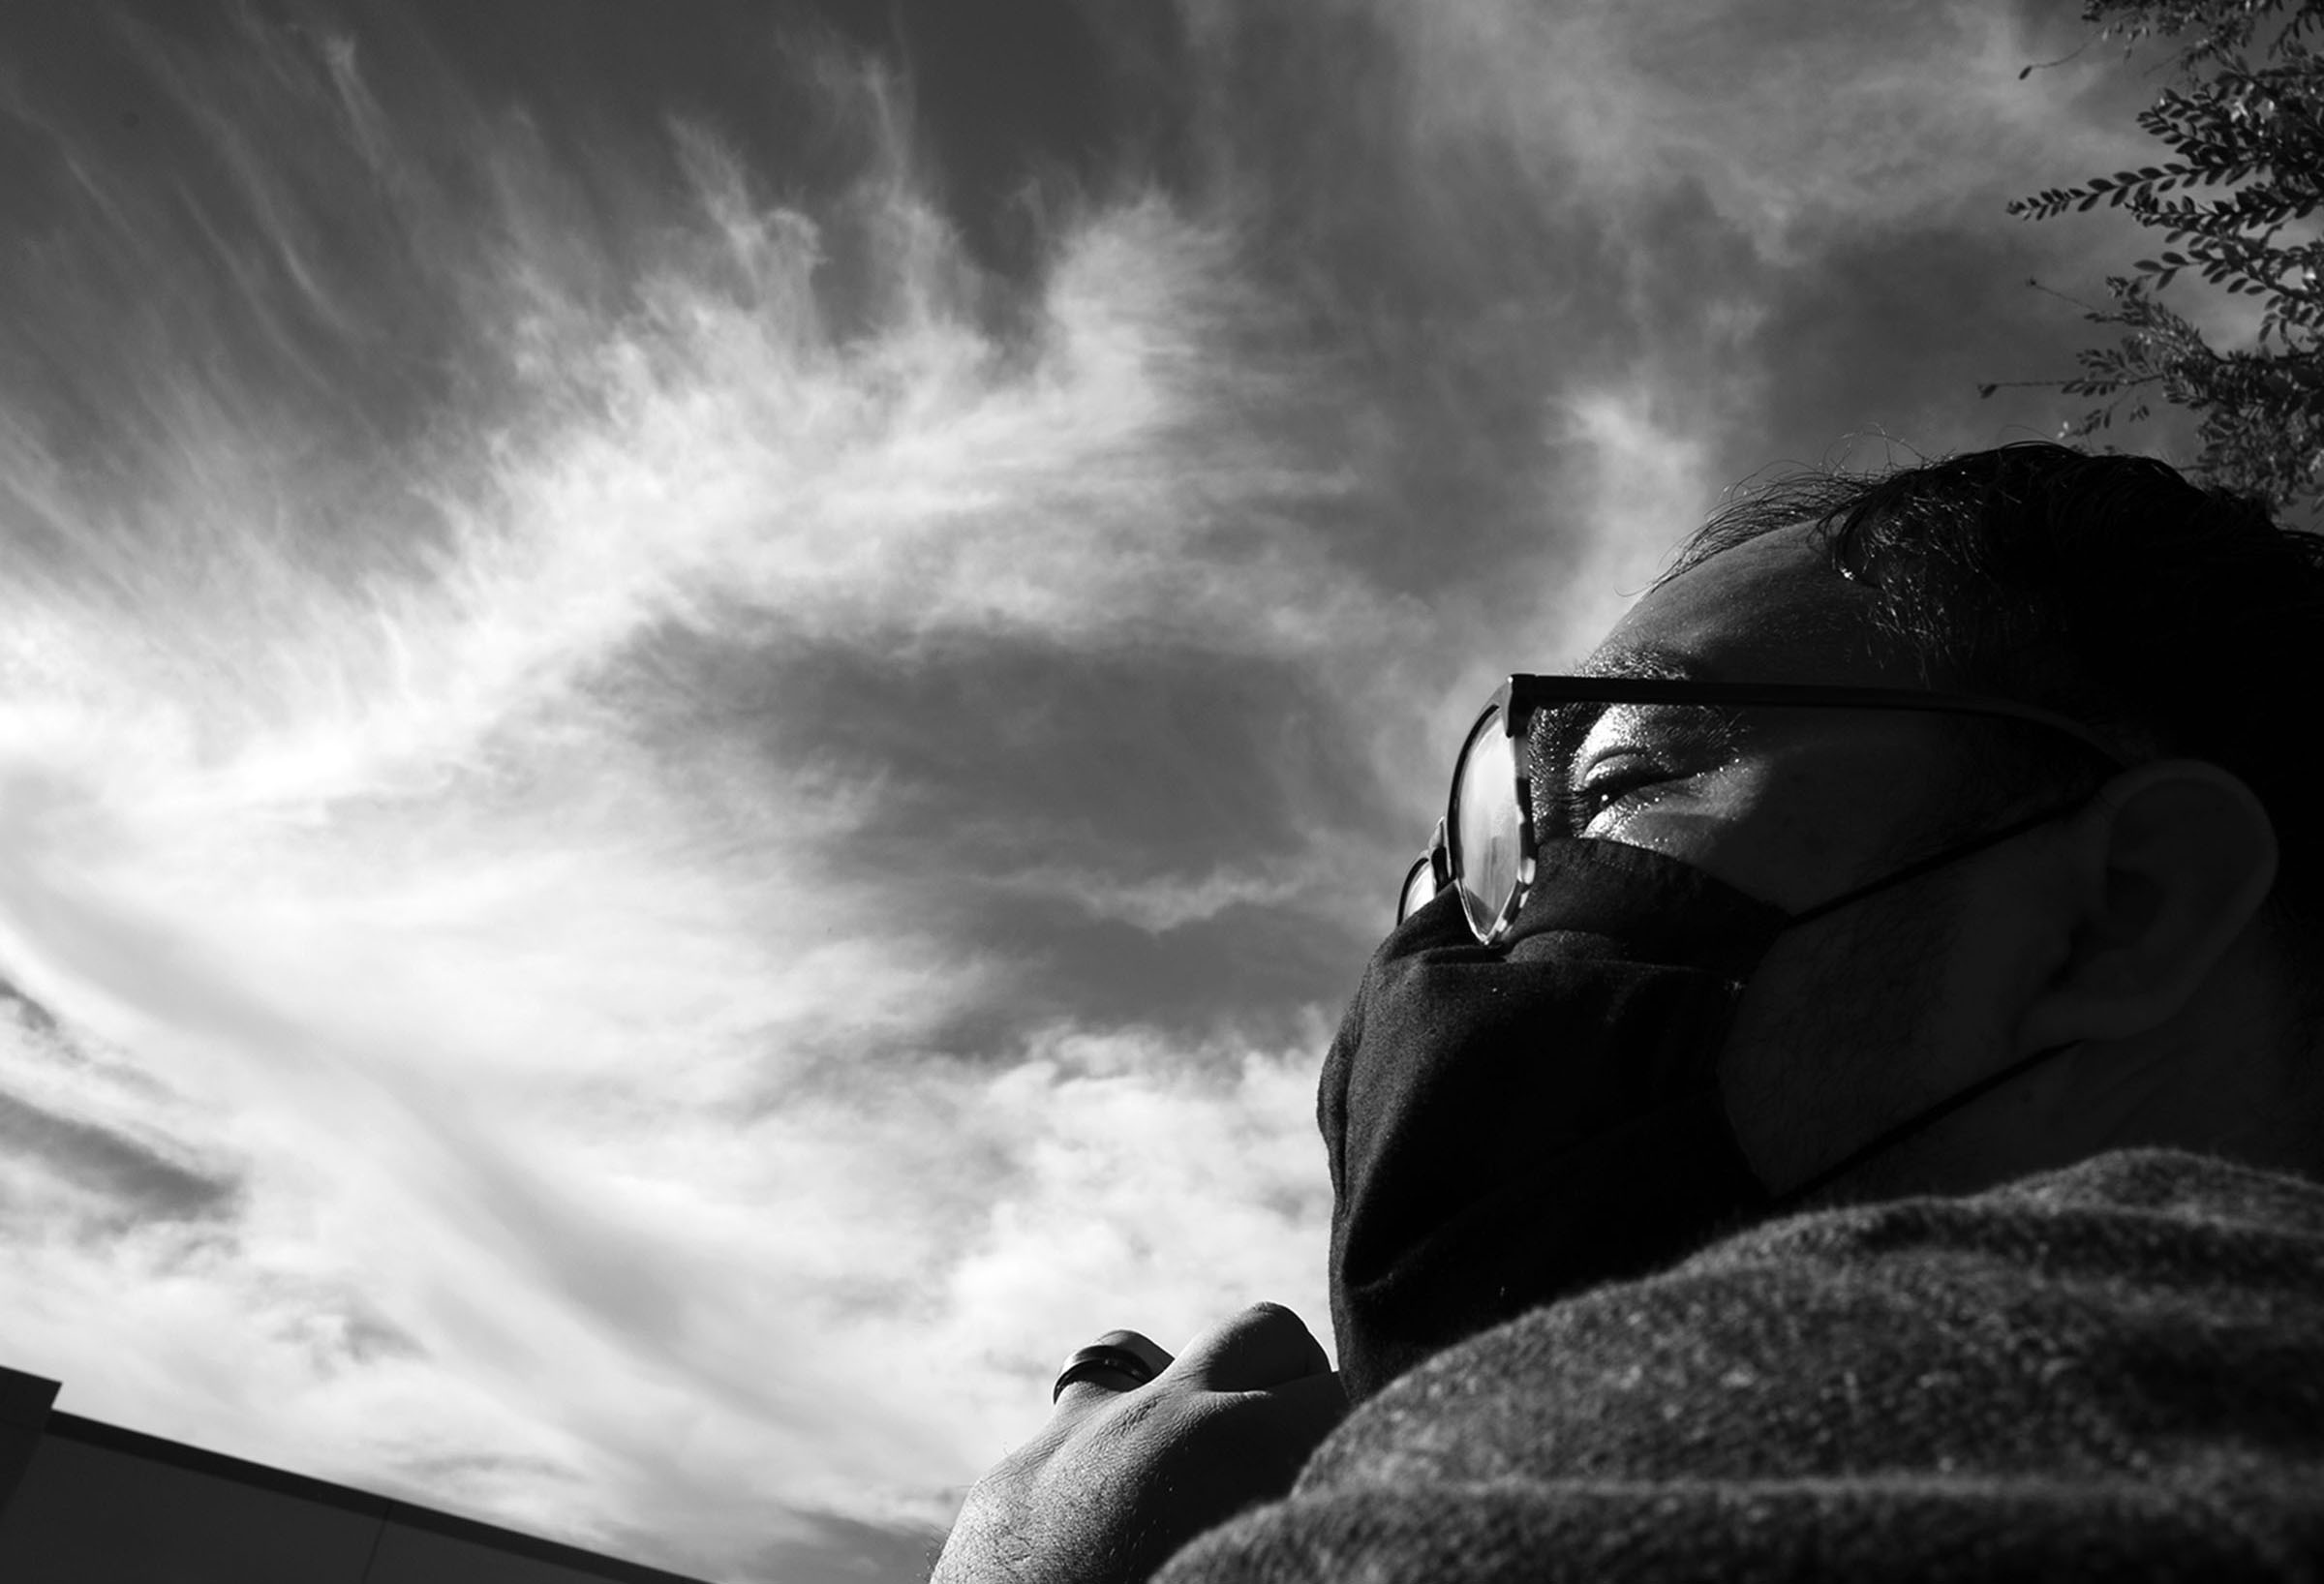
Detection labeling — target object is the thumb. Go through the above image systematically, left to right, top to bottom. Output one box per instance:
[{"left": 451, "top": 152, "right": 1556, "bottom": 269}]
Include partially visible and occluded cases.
[{"left": 1173, "top": 1302, "right": 1331, "bottom": 1394}]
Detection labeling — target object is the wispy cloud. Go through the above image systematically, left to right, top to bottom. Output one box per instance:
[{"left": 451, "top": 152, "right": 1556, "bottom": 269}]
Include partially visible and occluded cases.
[{"left": 0, "top": 6, "right": 1368, "bottom": 1574}]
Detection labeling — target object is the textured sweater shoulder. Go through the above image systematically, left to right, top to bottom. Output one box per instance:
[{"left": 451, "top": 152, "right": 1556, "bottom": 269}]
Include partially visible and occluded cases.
[{"left": 1155, "top": 1150, "right": 2324, "bottom": 1583}]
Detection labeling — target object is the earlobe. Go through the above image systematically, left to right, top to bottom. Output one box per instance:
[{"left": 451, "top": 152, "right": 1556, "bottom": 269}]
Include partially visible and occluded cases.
[{"left": 2019, "top": 760, "right": 2279, "bottom": 1050}]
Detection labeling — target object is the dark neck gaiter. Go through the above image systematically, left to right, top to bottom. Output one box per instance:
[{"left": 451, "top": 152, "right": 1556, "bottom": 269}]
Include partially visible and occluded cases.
[{"left": 1322, "top": 806, "right": 2090, "bottom": 1402}]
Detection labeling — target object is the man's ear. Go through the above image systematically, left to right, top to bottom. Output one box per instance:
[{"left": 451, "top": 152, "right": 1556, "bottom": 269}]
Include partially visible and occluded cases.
[{"left": 2017, "top": 759, "right": 2279, "bottom": 1051}]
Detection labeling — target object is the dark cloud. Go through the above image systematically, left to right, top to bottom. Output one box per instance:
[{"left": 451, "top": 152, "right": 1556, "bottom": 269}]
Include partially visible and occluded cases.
[
  {"left": 816, "top": 0, "right": 1195, "bottom": 278},
  {"left": 1, "top": 2, "right": 492, "bottom": 587},
  {"left": 1154, "top": 3, "right": 1652, "bottom": 594},
  {"left": 1741, "top": 220, "right": 2212, "bottom": 478},
  {"left": 621, "top": 628, "right": 1392, "bottom": 1050},
  {"left": 721, "top": 636, "right": 1395, "bottom": 872},
  {"left": 921, "top": 894, "right": 1369, "bottom": 1058},
  {"left": 0, "top": 967, "right": 62, "bottom": 1039},
  {"left": 0, "top": 1088, "right": 240, "bottom": 1225},
  {"left": 741, "top": 1510, "right": 948, "bottom": 1584}
]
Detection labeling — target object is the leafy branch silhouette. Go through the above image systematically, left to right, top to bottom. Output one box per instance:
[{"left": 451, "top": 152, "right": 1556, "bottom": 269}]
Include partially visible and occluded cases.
[{"left": 1983, "top": 0, "right": 2324, "bottom": 518}]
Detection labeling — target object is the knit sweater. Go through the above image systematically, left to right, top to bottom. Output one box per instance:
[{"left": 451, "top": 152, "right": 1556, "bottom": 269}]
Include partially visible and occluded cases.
[{"left": 1153, "top": 1150, "right": 2324, "bottom": 1582}]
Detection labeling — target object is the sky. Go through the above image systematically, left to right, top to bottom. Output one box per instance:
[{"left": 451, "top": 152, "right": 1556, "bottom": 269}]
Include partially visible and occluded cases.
[{"left": 0, "top": 1, "right": 2240, "bottom": 1579}]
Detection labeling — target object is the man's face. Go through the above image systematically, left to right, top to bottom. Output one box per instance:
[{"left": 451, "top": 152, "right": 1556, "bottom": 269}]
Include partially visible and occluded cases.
[{"left": 1570, "top": 521, "right": 2056, "bottom": 1197}]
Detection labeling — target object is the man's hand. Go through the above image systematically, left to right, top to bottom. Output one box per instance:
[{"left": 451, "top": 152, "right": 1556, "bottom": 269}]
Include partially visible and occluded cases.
[{"left": 931, "top": 1303, "right": 1346, "bottom": 1584}]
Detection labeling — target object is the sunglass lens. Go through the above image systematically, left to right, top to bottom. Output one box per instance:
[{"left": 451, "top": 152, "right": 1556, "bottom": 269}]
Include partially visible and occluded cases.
[{"left": 1452, "top": 708, "right": 1523, "bottom": 940}]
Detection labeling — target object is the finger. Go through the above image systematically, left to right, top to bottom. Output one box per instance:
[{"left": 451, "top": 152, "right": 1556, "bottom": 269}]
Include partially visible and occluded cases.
[{"left": 1171, "top": 1302, "right": 1331, "bottom": 1394}]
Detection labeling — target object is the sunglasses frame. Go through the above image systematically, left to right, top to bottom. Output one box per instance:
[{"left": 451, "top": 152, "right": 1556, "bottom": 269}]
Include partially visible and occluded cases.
[{"left": 1406, "top": 673, "right": 2137, "bottom": 943}]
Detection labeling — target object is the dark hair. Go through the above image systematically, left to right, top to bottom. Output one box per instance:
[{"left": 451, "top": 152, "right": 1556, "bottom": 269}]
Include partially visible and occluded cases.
[{"left": 1661, "top": 442, "right": 2324, "bottom": 974}]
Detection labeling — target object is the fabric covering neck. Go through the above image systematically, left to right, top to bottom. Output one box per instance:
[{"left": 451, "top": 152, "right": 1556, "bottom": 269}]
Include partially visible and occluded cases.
[{"left": 1160, "top": 1150, "right": 2324, "bottom": 1583}]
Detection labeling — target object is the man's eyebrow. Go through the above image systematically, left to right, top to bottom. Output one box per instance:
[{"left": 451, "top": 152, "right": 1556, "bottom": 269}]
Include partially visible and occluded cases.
[{"left": 1574, "top": 644, "right": 1715, "bottom": 683}]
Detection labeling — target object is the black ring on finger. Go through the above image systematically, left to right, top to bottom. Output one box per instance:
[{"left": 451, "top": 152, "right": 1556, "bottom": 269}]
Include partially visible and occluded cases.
[{"left": 1052, "top": 1343, "right": 1158, "bottom": 1402}]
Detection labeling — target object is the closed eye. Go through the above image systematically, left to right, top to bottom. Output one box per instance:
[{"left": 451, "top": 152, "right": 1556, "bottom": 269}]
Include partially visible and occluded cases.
[
  {"left": 1536, "top": 702, "right": 1749, "bottom": 837},
  {"left": 1563, "top": 761, "right": 1673, "bottom": 828}
]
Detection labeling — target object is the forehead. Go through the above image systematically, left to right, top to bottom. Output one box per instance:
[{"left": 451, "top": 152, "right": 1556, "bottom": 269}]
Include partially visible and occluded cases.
[{"left": 1584, "top": 520, "right": 1919, "bottom": 686}]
